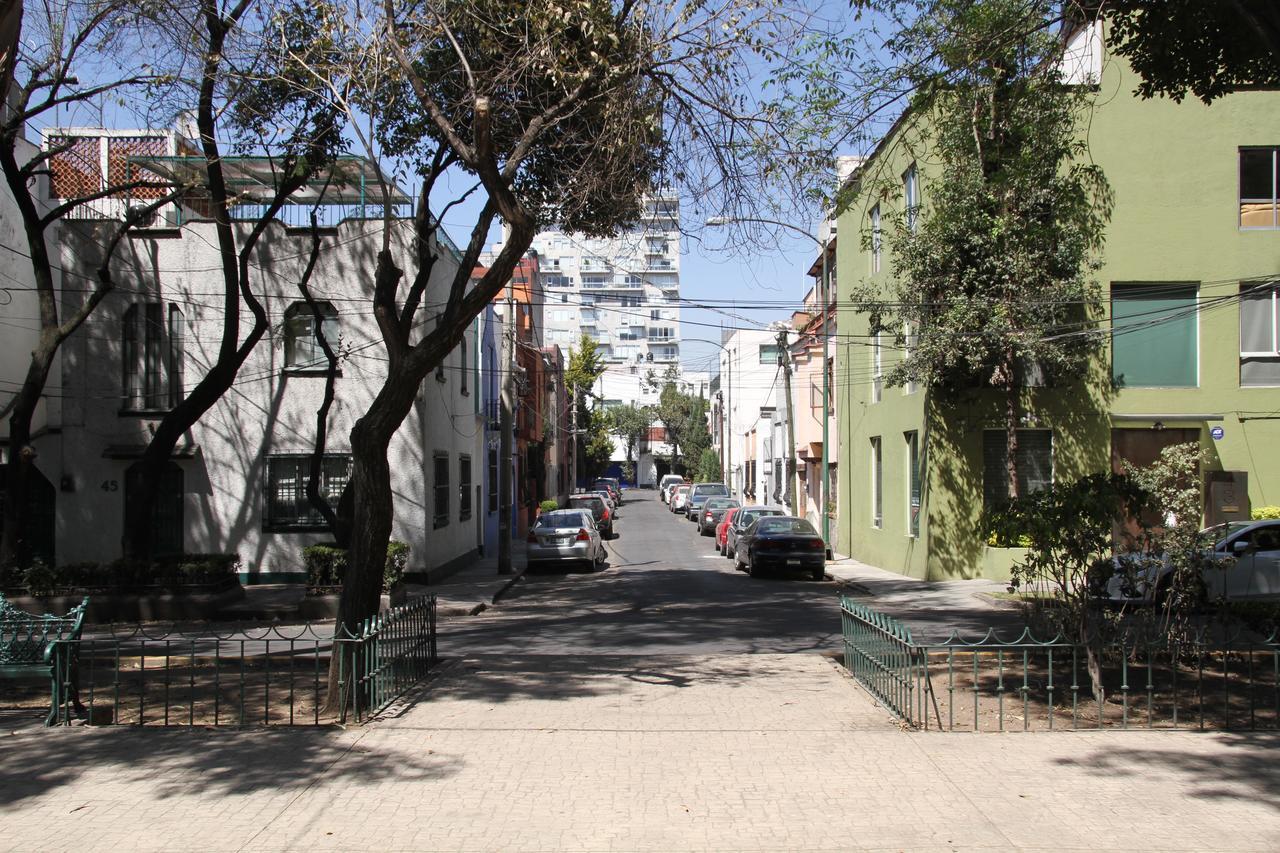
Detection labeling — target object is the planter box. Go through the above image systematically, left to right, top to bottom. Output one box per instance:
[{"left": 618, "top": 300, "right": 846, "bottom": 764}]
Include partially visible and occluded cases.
[{"left": 6, "top": 579, "right": 245, "bottom": 623}]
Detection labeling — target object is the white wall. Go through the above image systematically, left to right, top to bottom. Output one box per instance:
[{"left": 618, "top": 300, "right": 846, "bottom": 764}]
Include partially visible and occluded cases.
[
  {"left": 52, "top": 216, "right": 482, "bottom": 579},
  {"left": 717, "top": 329, "right": 780, "bottom": 503}
]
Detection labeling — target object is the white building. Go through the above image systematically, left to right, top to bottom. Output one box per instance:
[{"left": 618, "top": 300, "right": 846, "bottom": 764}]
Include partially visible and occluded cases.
[
  {"left": 13, "top": 127, "right": 487, "bottom": 582},
  {"left": 491, "top": 195, "right": 682, "bottom": 366},
  {"left": 712, "top": 329, "right": 786, "bottom": 505}
]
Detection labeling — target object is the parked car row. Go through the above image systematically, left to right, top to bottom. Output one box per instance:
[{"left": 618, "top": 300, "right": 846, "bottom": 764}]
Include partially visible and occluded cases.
[
  {"left": 527, "top": 480, "right": 627, "bottom": 573},
  {"left": 664, "top": 481, "right": 828, "bottom": 581}
]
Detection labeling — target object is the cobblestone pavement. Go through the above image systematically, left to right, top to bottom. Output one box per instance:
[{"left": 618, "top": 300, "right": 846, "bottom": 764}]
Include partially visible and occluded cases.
[{"left": 2, "top": 652, "right": 1278, "bottom": 852}]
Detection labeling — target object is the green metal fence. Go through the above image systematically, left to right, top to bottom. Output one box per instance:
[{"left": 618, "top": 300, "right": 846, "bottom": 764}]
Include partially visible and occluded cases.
[
  {"left": 38, "top": 595, "right": 436, "bottom": 727},
  {"left": 839, "top": 596, "right": 1280, "bottom": 732}
]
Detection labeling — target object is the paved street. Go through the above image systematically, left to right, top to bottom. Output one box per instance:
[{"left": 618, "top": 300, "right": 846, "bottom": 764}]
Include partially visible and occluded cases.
[{"left": 2, "top": 496, "right": 1279, "bottom": 851}]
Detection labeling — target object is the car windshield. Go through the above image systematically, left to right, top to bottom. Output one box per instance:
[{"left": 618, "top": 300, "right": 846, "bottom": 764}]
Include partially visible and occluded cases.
[
  {"left": 692, "top": 484, "right": 728, "bottom": 497},
  {"left": 676, "top": 486, "right": 690, "bottom": 494},
  {"left": 568, "top": 497, "right": 602, "bottom": 510},
  {"left": 705, "top": 498, "right": 735, "bottom": 510},
  {"left": 756, "top": 518, "right": 818, "bottom": 535},
  {"left": 1204, "top": 521, "right": 1254, "bottom": 545}
]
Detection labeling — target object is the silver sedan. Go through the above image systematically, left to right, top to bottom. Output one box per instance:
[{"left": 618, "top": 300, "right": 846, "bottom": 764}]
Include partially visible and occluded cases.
[{"left": 526, "top": 509, "right": 606, "bottom": 572}]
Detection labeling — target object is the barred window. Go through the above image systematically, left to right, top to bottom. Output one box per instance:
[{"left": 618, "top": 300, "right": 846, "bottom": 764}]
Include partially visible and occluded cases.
[
  {"left": 122, "top": 302, "right": 184, "bottom": 411},
  {"left": 434, "top": 452, "right": 450, "bottom": 529},
  {"left": 265, "top": 455, "right": 350, "bottom": 530}
]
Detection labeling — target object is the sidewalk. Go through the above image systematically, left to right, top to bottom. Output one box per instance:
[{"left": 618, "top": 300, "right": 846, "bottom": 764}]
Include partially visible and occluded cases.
[
  {"left": 405, "top": 541, "right": 528, "bottom": 616},
  {"left": 825, "top": 552, "right": 1023, "bottom": 641},
  {"left": 2, "top": 653, "right": 1277, "bottom": 851}
]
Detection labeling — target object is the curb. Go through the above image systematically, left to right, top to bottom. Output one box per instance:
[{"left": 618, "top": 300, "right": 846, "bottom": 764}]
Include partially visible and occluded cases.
[{"left": 491, "top": 568, "right": 527, "bottom": 605}]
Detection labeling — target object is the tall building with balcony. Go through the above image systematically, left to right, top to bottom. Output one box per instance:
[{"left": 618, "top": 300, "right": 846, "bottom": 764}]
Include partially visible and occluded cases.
[{"left": 490, "top": 195, "right": 682, "bottom": 365}]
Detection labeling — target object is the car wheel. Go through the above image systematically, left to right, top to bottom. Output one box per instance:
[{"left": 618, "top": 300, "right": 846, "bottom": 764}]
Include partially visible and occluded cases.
[
  {"left": 725, "top": 543, "right": 734, "bottom": 560},
  {"left": 746, "top": 550, "right": 757, "bottom": 577},
  {"left": 811, "top": 568, "right": 824, "bottom": 582}
]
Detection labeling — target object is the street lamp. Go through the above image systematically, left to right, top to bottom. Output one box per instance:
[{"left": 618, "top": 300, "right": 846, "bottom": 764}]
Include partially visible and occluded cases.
[{"left": 704, "top": 216, "right": 833, "bottom": 551}]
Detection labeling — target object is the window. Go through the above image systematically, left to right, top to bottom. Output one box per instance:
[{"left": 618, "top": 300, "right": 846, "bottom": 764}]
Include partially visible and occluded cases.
[
  {"left": 1240, "top": 147, "right": 1279, "bottom": 228},
  {"left": 903, "top": 163, "right": 920, "bottom": 233},
  {"left": 870, "top": 204, "right": 882, "bottom": 272},
  {"left": 544, "top": 274, "right": 570, "bottom": 287},
  {"left": 1241, "top": 282, "right": 1280, "bottom": 386},
  {"left": 1111, "top": 283, "right": 1198, "bottom": 387},
  {"left": 122, "top": 302, "right": 183, "bottom": 411},
  {"left": 284, "top": 302, "right": 339, "bottom": 369},
  {"left": 650, "top": 309, "right": 662, "bottom": 321},
  {"left": 872, "top": 333, "right": 883, "bottom": 403},
  {"left": 759, "top": 343, "right": 782, "bottom": 365},
  {"left": 982, "top": 430, "right": 1053, "bottom": 511},
  {"left": 905, "top": 431, "right": 920, "bottom": 537},
  {"left": 870, "top": 437, "right": 882, "bottom": 528},
  {"left": 487, "top": 448, "right": 499, "bottom": 513},
  {"left": 433, "top": 452, "right": 450, "bottom": 528},
  {"left": 265, "top": 455, "right": 350, "bottom": 530},
  {"left": 459, "top": 455, "right": 472, "bottom": 520}
]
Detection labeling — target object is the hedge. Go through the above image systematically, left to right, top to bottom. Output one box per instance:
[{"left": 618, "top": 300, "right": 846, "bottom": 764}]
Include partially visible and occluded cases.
[
  {"left": 302, "top": 541, "right": 411, "bottom": 591},
  {"left": 3, "top": 553, "right": 242, "bottom": 596}
]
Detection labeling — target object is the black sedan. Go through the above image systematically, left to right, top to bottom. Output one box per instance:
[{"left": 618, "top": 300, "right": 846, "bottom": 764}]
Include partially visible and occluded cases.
[
  {"left": 697, "top": 498, "right": 740, "bottom": 536},
  {"left": 732, "top": 516, "right": 826, "bottom": 580}
]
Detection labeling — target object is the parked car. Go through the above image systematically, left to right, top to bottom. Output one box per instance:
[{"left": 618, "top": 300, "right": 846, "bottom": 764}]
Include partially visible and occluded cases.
[
  {"left": 659, "top": 474, "right": 684, "bottom": 501},
  {"left": 593, "top": 478, "right": 622, "bottom": 505},
  {"left": 685, "top": 483, "right": 730, "bottom": 522},
  {"left": 670, "top": 484, "right": 692, "bottom": 513},
  {"left": 586, "top": 489, "right": 619, "bottom": 519},
  {"left": 566, "top": 493, "right": 614, "bottom": 539},
  {"left": 698, "top": 498, "right": 740, "bottom": 536},
  {"left": 724, "top": 506, "right": 785, "bottom": 559},
  {"left": 716, "top": 507, "right": 740, "bottom": 553},
  {"left": 526, "top": 509, "right": 606, "bottom": 572},
  {"left": 733, "top": 515, "right": 826, "bottom": 580},
  {"left": 1102, "top": 519, "right": 1280, "bottom": 603}
]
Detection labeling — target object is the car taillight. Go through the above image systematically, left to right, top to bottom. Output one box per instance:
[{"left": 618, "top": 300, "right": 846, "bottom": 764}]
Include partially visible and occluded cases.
[
  {"left": 602, "top": 508, "right": 610, "bottom": 520},
  {"left": 576, "top": 528, "right": 590, "bottom": 542},
  {"left": 810, "top": 539, "right": 825, "bottom": 551}
]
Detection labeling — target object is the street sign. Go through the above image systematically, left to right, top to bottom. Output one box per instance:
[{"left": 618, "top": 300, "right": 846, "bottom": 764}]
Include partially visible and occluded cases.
[{"left": 1210, "top": 426, "right": 1225, "bottom": 441}]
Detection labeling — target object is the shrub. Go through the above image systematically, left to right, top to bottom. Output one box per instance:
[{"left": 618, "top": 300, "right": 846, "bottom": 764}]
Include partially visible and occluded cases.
[
  {"left": 539, "top": 499, "right": 559, "bottom": 513},
  {"left": 1252, "top": 506, "right": 1280, "bottom": 520},
  {"left": 384, "top": 541, "right": 410, "bottom": 590},
  {"left": 303, "top": 542, "right": 410, "bottom": 591},
  {"left": 302, "top": 545, "right": 346, "bottom": 587},
  {"left": 22, "top": 560, "right": 56, "bottom": 596}
]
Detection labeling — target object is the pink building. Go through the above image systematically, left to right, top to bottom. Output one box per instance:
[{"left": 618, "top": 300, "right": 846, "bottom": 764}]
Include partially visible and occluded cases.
[{"left": 789, "top": 259, "right": 838, "bottom": 545}]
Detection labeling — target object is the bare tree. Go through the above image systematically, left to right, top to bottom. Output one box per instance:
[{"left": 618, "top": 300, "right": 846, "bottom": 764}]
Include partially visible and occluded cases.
[
  {"left": 0, "top": 0, "right": 184, "bottom": 566},
  {"left": 121, "top": 0, "right": 348, "bottom": 558}
]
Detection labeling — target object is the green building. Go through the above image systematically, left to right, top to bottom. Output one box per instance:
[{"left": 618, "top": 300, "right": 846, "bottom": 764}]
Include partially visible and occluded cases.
[{"left": 834, "top": 28, "right": 1280, "bottom": 581}]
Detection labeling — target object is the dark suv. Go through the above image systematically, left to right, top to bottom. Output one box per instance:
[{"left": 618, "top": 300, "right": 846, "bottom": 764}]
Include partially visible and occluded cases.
[{"left": 567, "top": 493, "right": 614, "bottom": 539}]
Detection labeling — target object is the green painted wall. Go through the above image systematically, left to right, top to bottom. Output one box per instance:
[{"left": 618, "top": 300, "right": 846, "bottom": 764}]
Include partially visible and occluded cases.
[{"left": 835, "top": 45, "right": 1280, "bottom": 581}]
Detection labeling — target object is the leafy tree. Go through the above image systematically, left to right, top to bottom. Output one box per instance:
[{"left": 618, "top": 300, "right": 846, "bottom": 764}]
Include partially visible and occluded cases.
[
  {"left": 850, "top": 0, "right": 1110, "bottom": 499},
  {"left": 1103, "top": 1, "right": 1280, "bottom": 103},
  {"left": 566, "top": 333, "right": 610, "bottom": 485},
  {"left": 649, "top": 366, "right": 710, "bottom": 474},
  {"left": 608, "top": 405, "right": 654, "bottom": 485},
  {"left": 695, "top": 448, "right": 722, "bottom": 483},
  {"left": 983, "top": 472, "right": 1147, "bottom": 699}
]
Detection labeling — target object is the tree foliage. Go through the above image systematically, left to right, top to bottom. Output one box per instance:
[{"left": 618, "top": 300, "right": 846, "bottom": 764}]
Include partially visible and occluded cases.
[
  {"left": 850, "top": 0, "right": 1110, "bottom": 497},
  {"left": 1103, "top": 0, "right": 1280, "bottom": 103},
  {"left": 608, "top": 404, "right": 655, "bottom": 482}
]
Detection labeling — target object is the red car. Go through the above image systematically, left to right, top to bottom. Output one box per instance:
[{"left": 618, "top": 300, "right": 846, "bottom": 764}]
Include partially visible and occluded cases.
[{"left": 715, "top": 507, "right": 739, "bottom": 554}]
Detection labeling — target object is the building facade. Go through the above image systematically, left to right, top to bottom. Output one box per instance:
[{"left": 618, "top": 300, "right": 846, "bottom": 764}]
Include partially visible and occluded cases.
[
  {"left": 835, "top": 24, "right": 1280, "bottom": 580},
  {"left": 5, "top": 125, "right": 511, "bottom": 582},
  {"left": 492, "top": 195, "right": 682, "bottom": 367}
]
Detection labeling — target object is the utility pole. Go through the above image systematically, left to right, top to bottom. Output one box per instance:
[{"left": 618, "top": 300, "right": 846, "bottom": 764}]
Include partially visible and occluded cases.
[
  {"left": 819, "top": 237, "right": 831, "bottom": 554},
  {"left": 497, "top": 282, "right": 515, "bottom": 575},
  {"left": 777, "top": 327, "right": 798, "bottom": 516},
  {"left": 725, "top": 347, "right": 732, "bottom": 499},
  {"left": 569, "top": 383, "right": 579, "bottom": 491}
]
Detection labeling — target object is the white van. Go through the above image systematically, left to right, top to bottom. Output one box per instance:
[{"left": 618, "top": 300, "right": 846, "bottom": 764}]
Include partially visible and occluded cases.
[{"left": 659, "top": 474, "right": 685, "bottom": 502}]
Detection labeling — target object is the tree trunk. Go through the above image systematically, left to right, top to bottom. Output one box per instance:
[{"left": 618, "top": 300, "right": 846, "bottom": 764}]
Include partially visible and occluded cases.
[
  {"left": 1003, "top": 350, "right": 1019, "bottom": 502},
  {"left": 322, "top": 370, "right": 417, "bottom": 718}
]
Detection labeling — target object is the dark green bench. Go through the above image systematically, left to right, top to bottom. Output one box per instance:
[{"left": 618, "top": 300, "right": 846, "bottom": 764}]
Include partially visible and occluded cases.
[{"left": 0, "top": 594, "right": 89, "bottom": 725}]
